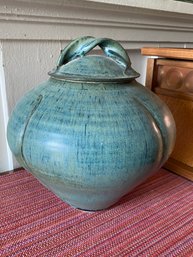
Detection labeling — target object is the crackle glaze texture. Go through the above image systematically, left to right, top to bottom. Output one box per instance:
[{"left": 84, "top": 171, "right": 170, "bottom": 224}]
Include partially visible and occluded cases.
[{"left": 7, "top": 37, "right": 176, "bottom": 210}]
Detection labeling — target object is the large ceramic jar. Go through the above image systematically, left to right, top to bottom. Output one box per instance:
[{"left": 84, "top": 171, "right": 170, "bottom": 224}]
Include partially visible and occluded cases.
[{"left": 7, "top": 37, "right": 176, "bottom": 211}]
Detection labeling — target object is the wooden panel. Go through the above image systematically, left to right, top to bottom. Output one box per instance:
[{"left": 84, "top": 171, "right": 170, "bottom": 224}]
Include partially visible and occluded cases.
[
  {"left": 141, "top": 47, "right": 193, "bottom": 60},
  {"left": 143, "top": 52, "right": 193, "bottom": 181},
  {"left": 145, "top": 58, "right": 156, "bottom": 89},
  {"left": 156, "top": 59, "right": 193, "bottom": 69},
  {"left": 156, "top": 63, "right": 193, "bottom": 94},
  {"left": 154, "top": 87, "right": 193, "bottom": 102},
  {"left": 157, "top": 94, "right": 193, "bottom": 168},
  {"left": 165, "top": 158, "right": 193, "bottom": 182}
]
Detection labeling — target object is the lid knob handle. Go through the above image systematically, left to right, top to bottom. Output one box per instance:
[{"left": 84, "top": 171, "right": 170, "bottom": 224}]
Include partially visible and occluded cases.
[{"left": 57, "top": 36, "right": 132, "bottom": 71}]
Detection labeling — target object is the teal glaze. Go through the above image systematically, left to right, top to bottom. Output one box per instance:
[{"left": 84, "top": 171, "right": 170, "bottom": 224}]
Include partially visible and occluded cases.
[{"left": 7, "top": 37, "right": 176, "bottom": 211}]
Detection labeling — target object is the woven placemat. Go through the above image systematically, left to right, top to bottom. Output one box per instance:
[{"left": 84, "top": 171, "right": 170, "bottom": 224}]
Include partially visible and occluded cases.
[{"left": 1, "top": 169, "right": 193, "bottom": 256}]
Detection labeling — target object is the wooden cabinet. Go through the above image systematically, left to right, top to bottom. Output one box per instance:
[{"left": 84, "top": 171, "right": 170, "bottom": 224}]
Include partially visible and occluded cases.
[{"left": 141, "top": 48, "right": 193, "bottom": 181}]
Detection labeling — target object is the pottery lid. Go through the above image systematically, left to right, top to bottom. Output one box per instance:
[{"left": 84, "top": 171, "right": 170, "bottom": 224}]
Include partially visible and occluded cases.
[{"left": 49, "top": 36, "right": 140, "bottom": 82}]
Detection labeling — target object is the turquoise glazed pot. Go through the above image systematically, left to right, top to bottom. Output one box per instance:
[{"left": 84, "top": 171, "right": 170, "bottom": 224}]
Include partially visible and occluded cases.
[{"left": 7, "top": 37, "right": 176, "bottom": 211}]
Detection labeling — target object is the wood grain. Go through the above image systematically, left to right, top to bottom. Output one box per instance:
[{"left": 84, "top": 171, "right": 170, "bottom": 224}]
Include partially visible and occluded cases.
[
  {"left": 142, "top": 47, "right": 193, "bottom": 181},
  {"left": 141, "top": 48, "right": 193, "bottom": 61},
  {"left": 145, "top": 58, "right": 156, "bottom": 89},
  {"left": 158, "top": 94, "right": 193, "bottom": 167},
  {"left": 165, "top": 158, "right": 193, "bottom": 182}
]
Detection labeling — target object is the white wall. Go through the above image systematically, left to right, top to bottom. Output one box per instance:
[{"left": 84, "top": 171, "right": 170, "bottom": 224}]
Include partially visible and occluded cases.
[
  {"left": 1, "top": 0, "right": 193, "bottom": 171},
  {"left": 3, "top": 41, "right": 61, "bottom": 114},
  {"left": 0, "top": 45, "right": 13, "bottom": 171},
  {"left": 128, "top": 50, "right": 147, "bottom": 86}
]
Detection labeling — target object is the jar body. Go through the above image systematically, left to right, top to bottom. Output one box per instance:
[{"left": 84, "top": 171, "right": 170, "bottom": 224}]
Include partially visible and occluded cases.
[{"left": 7, "top": 78, "right": 175, "bottom": 210}]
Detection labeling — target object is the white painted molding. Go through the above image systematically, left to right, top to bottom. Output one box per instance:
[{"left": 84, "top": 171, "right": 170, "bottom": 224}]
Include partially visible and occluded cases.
[
  {"left": 0, "top": 0, "right": 193, "bottom": 48},
  {"left": 84, "top": 0, "right": 193, "bottom": 15},
  {"left": 0, "top": 44, "right": 13, "bottom": 172}
]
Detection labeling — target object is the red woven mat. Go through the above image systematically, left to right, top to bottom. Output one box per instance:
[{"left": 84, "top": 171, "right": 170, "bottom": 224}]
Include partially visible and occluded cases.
[{"left": 1, "top": 169, "right": 193, "bottom": 257}]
